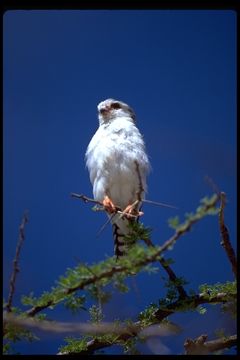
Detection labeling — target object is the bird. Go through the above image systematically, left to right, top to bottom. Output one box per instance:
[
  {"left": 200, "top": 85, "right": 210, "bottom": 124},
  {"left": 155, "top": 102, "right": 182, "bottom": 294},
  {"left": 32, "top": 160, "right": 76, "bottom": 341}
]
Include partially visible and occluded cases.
[{"left": 85, "top": 98, "right": 150, "bottom": 258}]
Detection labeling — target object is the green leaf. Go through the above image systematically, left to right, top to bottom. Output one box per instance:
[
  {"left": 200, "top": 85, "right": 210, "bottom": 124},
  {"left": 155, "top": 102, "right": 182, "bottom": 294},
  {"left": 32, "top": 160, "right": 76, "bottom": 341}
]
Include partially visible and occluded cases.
[
  {"left": 168, "top": 216, "right": 180, "bottom": 229},
  {"left": 64, "top": 294, "right": 86, "bottom": 314},
  {"left": 138, "top": 303, "right": 159, "bottom": 326},
  {"left": 89, "top": 304, "right": 104, "bottom": 323},
  {"left": 197, "top": 305, "right": 207, "bottom": 315},
  {"left": 59, "top": 337, "right": 89, "bottom": 354}
]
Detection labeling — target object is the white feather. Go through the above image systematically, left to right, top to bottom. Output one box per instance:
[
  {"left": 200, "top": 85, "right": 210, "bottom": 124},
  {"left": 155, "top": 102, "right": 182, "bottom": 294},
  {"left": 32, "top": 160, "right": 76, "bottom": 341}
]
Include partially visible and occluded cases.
[{"left": 85, "top": 99, "right": 150, "bottom": 256}]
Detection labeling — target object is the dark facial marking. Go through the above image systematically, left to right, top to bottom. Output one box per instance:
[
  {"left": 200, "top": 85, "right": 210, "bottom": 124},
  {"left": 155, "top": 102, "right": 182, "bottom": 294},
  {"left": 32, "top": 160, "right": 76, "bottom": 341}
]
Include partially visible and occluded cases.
[{"left": 111, "top": 102, "right": 121, "bottom": 110}]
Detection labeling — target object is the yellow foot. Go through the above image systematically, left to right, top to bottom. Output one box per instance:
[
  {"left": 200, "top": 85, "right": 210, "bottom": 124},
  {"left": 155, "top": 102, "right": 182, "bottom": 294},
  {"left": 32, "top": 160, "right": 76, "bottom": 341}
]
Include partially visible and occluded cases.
[
  {"left": 103, "top": 195, "right": 116, "bottom": 214},
  {"left": 122, "top": 202, "right": 144, "bottom": 219}
]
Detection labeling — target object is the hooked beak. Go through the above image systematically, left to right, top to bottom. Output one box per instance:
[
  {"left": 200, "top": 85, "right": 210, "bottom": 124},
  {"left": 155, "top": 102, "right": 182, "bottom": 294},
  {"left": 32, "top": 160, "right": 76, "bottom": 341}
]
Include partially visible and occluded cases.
[{"left": 99, "top": 105, "right": 111, "bottom": 115}]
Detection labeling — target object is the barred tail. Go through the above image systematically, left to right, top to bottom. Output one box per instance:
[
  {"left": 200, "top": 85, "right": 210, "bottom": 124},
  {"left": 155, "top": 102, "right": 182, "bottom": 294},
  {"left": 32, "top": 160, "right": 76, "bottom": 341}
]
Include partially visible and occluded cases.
[{"left": 111, "top": 214, "right": 136, "bottom": 258}]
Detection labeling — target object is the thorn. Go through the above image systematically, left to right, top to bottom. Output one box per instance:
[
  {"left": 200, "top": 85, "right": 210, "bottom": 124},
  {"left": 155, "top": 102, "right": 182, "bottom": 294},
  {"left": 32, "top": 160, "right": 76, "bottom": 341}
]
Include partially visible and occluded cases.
[
  {"left": 143, "top": 199, "right": 178, "bottom": 209},
  {"left": 96, "top": 214, "right": 115, "bottom": 237}
]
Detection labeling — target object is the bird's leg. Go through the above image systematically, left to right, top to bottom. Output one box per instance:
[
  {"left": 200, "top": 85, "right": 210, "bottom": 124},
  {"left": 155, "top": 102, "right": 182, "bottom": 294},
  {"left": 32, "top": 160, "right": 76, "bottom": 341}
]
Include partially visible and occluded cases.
[
  {"left": 102, "top": 195, "right": 117, "bottom": 214},
  {"left": 122, "top": 200, "right": 144, "bottom": 219}
]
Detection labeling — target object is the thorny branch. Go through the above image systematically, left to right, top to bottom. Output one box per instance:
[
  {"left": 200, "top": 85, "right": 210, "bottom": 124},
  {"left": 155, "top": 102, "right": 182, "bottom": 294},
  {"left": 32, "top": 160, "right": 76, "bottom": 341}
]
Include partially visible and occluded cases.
[
  {"left": 134, "top": 161, "right": 187, "bottom": 299},
  {"left": 73, "top": 163, "right": 185, "bottom": 300},
  {"left": 205, "top": 179, "right": 237, "bottom": 278},
  {"left": 4, "top": 190, "right": 237, "bottom": 355},
  {"left": 26, "top": 192, "right": 220, "bottom": 317},
  {"left": 219, "top": 192, "right": 237, "bottom": 278},
  {"left": 71, "top": 193, "right": 138, "bottom": 219},
  {"left": 71, "top": 193, "right": 103, "bottom": 207},
  {"left": 71, "top": 193, "right": 177, "bottom": 213},
  {"left": 6, "top": 211, "right": 29, "bottom": 313},
  {"left": 143, "top": 237, "right": 187, "bottom": 299},
  {"left": 66, "top": 290, "right": 236, "bottom": 355},
  {"left": 4, "top": 291, "right": 236, "bottom": 355},
  {"left": 69, "top": 291, "right": 236, "bottom": 355},
  {"left": 3, "top": 312, "right": 140, "bottom": 336},
  {"left": 184, "top": 333, "right": 237, "bottom": 355}
]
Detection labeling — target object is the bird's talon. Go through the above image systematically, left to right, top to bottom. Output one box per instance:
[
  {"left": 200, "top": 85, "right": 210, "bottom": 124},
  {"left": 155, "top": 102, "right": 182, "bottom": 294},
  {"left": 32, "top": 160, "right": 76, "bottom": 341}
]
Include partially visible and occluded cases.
[
  {"left": 103, "top": 195, "right": 116, "bottom": 213},
  {"left": 122, "top": 203, "right": 143, "bottom": 218}
]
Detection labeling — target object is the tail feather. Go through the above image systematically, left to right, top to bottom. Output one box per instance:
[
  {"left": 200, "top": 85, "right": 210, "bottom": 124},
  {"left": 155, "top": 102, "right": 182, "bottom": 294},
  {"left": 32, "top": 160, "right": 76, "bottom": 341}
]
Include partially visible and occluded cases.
[{"left": 111, "top": 213, "right": 136, "bottom": 258}]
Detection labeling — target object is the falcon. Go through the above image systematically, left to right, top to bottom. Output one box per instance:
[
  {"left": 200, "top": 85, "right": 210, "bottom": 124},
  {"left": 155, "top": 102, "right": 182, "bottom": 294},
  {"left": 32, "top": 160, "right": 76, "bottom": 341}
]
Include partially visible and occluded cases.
[{"left": 85, "top": 98, "right": 150, "bottom": 257}]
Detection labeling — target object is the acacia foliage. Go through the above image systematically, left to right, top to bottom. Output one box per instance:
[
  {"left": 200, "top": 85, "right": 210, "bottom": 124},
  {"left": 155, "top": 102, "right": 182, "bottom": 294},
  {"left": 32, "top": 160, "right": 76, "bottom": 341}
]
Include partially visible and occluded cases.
[{"left": 3, "top": 194, "right": 237, "bottom": 355}]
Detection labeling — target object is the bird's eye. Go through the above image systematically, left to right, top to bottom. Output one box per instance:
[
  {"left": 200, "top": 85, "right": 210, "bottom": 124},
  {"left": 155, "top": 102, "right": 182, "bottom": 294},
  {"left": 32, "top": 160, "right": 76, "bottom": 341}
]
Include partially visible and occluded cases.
[{"left": 111, "top": 102, "right": 121, "bottom": 110}]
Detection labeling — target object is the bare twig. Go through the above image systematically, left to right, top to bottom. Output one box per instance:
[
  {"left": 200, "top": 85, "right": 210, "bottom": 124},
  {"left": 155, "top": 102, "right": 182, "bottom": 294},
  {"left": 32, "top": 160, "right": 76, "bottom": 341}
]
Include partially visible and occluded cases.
[
  {"left": 134, "top": 160, "right": 145, "bottom": 204},
  {"left": 204, "top": 175, "right": 221, "bottom": 195},
  {"left": 72, "top": 191, "right": 178, "bottom": 214},
  {"left": 71, "top": 192, "right": 138, "bottom": 220},
  {"left": 219, "top": 192, "right": 237, "bottom": 278},
  {"left": 71, "top": 193, "right": 103, "bottom": 207},
  {"left": 76, "top": 193, "right": 177, "bottom": 210},
  {"left": 6, "top": 211, "right": 29, "bottom": 313},
  {"left": 184, "top": 333, "right": 237, "bottom": 355}
]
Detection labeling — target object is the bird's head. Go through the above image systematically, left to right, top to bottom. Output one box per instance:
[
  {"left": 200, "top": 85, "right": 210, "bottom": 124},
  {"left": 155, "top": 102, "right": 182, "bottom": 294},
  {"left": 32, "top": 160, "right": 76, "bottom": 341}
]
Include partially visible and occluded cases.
[{"left": 97, "top": 98, "right": 136, "bottom": 125}]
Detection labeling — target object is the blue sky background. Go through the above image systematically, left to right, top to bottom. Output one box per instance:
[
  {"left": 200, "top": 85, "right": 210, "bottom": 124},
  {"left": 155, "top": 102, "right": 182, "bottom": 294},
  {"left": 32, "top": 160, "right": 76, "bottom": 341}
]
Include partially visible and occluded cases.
[{"left": 3, "top": 10, "right": 236, "bottom": 355}]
